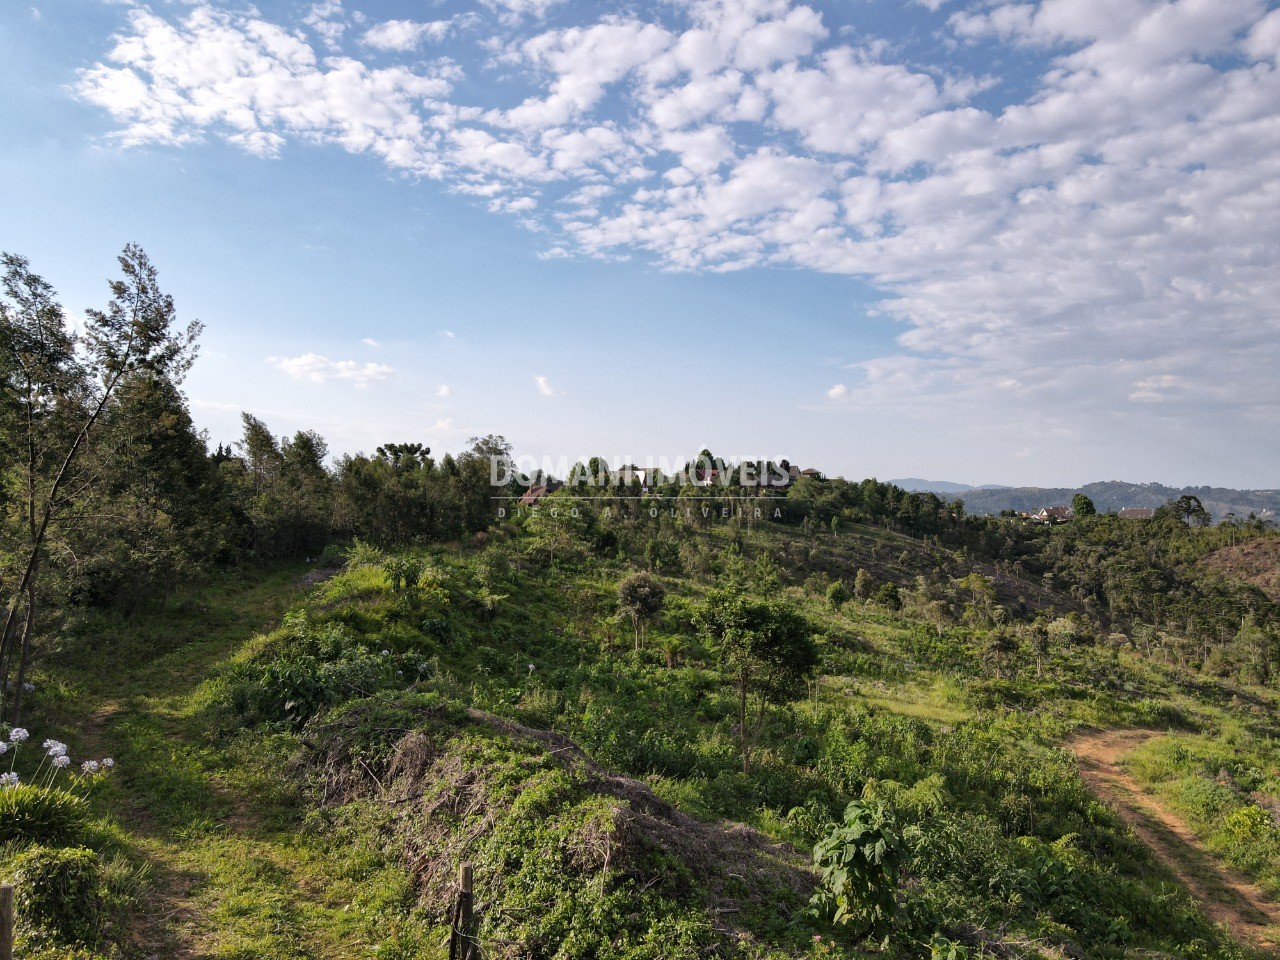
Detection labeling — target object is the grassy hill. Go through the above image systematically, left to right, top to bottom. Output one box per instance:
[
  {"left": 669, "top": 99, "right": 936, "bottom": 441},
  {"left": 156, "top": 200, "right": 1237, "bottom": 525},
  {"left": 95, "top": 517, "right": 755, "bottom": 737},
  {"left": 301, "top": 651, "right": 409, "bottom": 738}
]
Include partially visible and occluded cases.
[{"left": 8, "top": 512, "right": 1280, "bottom": 958}]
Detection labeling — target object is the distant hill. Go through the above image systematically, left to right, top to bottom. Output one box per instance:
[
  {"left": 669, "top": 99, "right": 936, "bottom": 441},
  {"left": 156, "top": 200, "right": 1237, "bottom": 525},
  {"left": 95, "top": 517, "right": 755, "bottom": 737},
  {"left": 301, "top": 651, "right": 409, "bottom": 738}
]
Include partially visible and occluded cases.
[
  {"left": 891, "top": 478, "right": 979, "bottom": 494},
  {"left": 891, "top": 478, "right": 1013, "bottom": 494},
  {"left": 936, "top": 480, "right": 1280, "bottom": 521}
]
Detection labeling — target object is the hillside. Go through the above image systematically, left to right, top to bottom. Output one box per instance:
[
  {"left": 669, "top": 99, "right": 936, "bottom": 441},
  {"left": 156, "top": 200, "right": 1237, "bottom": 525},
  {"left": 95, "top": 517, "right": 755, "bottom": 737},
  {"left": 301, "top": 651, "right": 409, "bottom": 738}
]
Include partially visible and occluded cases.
[
  {"left": 946, "top": 480, "right": 1280, "bottom": 520},
  {"left": 8, "top": 510, "right": 1280, "bottom": 958},
  {"left": 1202, "top": 538, "right": 1280, "bottom": 601}
]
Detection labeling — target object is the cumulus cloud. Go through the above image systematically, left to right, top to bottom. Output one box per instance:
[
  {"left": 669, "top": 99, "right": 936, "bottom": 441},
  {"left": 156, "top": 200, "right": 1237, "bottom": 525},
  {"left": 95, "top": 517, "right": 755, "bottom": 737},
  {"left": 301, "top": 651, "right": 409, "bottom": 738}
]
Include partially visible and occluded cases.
[
  {"left": 79, "top": 0, "right": 1280, "bottom": 451},
  {"left": 361, "top": 19, "right": 453, "bottom": 52},
  {"left": 361, "top": 337, "right": 380, "bottom": 347},
  {"left": 269, "top": 353, "right": 395, "bottom": 387},
  {"left": 534, "top": 374, "right": 564, "bottom": 396},
  {"left": 436, "top": 384, "right": 453, "bottom": 396},
  {"left": 827, "top": 384, "right": 847, "bottom": 400}
]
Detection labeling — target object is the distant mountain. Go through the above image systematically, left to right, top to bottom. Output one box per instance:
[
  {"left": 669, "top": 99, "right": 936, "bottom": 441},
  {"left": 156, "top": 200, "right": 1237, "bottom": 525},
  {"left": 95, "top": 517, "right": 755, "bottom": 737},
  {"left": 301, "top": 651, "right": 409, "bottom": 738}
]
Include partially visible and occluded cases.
[
  {"left": 890, "top": 478, "right": 1012, "bottom": 495},
  {"left": 891, "top": 478, "right": 978, "bottom": 494},
  {"left": 939, "top": 481, "right": 1280, "bottom": 521}
]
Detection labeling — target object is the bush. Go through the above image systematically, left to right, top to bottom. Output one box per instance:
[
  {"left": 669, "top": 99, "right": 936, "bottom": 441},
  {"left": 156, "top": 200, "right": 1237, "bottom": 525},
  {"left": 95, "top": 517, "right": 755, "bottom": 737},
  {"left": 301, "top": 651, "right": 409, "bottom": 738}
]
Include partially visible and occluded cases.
[
  {"left": 825, "top": 580, "right": 850, "bottom": 608},
  {"left": 0, "top": 785, "right": 89, "bottom": 845},
  {"left": 810, "top": 801, "right": 902, "bottom": 939},
  {"left": 13, "top": 845, "right": 106, "bottom": 946}
]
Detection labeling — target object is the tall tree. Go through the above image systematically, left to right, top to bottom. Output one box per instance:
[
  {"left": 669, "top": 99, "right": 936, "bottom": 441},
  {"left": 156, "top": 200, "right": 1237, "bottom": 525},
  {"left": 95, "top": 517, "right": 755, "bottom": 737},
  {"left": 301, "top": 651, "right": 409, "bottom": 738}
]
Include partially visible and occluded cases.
[
  {"left": 0, "top": 245, "right": 200, "bottom": 720},
  {"left": 1072, "top": 493, "right": 1097, "bottom": 517}
]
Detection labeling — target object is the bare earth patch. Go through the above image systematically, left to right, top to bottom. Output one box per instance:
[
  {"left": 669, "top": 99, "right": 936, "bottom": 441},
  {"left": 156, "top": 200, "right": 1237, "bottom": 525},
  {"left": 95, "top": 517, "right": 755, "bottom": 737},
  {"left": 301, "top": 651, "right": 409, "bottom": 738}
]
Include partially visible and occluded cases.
[
  {"left": 1200, "top": 539, "right": 1280, "bottom": 601},
  {"left": 1068, "top": 728, "right": 1280, "bottom": 950}
]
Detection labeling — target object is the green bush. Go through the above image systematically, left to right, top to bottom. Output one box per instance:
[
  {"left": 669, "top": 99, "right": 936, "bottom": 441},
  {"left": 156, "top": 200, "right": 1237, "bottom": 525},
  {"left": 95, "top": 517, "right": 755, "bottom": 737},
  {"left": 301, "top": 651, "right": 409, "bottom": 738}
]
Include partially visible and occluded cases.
[
  {"left": 0, "top": 785, "right": 89, "bottom": 845},
  {"left": 810, "top": 801, "right": 902, "bottom": 939},
  {"left": 13, "top": 845, "right": 107, "bottom": 946}
]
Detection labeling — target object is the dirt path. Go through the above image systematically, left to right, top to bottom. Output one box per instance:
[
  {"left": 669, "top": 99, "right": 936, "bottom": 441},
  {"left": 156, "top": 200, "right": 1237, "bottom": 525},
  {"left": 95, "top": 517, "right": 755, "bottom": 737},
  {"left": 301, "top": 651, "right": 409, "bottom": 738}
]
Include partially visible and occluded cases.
[
  {"left": 64, "top": 567, "right": 317, "bottom": 959},
  {"left": 1069, "top": 728, "right": 1280, "bottom": 950}
]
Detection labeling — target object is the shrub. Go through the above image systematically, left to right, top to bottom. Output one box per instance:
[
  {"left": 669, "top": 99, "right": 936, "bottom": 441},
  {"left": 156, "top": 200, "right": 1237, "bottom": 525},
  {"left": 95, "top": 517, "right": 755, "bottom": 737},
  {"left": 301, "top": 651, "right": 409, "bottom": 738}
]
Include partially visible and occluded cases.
[
  {"left": 825, "top": 580, "right": 850, "bottom": 609},
  {"left": 875, "top": 583, "right": 902, "bottom": 611},
  {"left": 0, "top": 785, "right": 89, "bottom": 845},
  {"left": 810, "top": 801, "right": 902, "bottom": 939},
  {"left": 13, "top": 845, "right": 106, "bottom": 946}
]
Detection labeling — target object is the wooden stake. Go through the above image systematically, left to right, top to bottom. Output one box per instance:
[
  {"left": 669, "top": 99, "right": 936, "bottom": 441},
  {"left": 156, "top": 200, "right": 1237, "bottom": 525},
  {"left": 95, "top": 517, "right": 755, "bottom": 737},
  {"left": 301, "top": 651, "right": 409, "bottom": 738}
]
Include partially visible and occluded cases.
[
  {"left": 449, "top": 864, "right": 475, "bottom": 960},
  {"left": 459, "top": 864, "right": 474, "bottom": 960},
  {"left": 0, "top": 883, "right": 14, "bottom": 960}
]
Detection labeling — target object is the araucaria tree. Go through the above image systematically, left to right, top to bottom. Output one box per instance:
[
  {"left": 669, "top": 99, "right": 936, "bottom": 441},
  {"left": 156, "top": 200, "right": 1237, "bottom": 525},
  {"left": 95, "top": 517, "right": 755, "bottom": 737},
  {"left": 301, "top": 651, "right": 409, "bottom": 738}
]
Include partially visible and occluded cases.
[
  {"left": 0, "top": 246, "right": 200, "bottom": 721},
  {"left": 695, "top": 588, "right": 816, "bottom": 774}
]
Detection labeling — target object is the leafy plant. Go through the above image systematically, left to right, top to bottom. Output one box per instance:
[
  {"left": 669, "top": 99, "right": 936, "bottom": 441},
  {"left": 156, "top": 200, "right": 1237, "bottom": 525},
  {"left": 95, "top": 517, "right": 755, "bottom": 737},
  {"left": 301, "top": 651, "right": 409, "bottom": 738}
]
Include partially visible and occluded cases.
[
  {"left": 0, "top": 784, "right": 89, "bottom": 845},
  {"left": 809, "top": 801, "right": 902, "bottom": 940},
  {"left": 13, "top": 845, "right": 107, "bottom": 946}
]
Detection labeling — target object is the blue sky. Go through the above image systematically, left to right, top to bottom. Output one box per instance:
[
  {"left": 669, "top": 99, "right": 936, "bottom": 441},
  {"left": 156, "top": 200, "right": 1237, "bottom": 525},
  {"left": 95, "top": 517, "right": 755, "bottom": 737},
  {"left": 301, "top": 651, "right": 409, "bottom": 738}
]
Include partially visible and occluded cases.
[{"left": 3, "top": 0, "right": 1279, "bottom": 488}]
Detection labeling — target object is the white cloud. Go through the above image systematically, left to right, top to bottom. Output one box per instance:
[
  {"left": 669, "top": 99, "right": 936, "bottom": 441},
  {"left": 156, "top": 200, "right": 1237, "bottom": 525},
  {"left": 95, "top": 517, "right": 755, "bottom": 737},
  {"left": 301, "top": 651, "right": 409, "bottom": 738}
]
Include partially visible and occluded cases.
[
  {"left": 78, "top": 0, "right": 1280, "bottom": 454},
  {"left": 303, "top": 0, "right": 346, "bottom": 52},
  {"left": 482, "top": 0, "right": 566, "bottom": 25},
  {"left": 76, "top": 5, "right": 455, "bottom": 172},
  {"left": 733, "top": 5, "right": 826, "bottom": 71},
  {"left": 494, "top": 18, "right": 674, "bottom": 131},
  {"left": 361, "top": 19, "right": 453, "bottom": 52},
  {"left": 759, "top": 48, "right": 945, "bottom": 155},
  {"left": 489, "top": 194, "right": 538, "bottom": 213},
  {"left": 440, "top": 330, "right": 456, "bottom": 339},
  {"left": 361, "top": 337, "right": 380, "bottom": 347},
  {"left": 269, "top": 353, "right": 395, "bottom": 387},
  {"left": 534, "top": 374, "right": 564, "bottom": 396},
  {"left": 1129, "top": 374, "right": 1182, "bottom": 403},
  {"left": 826, "top": 383, "right": 847, "bottom": 400},
  {"left": 436, "top": 384, "right": 453, "bottom": 396}
]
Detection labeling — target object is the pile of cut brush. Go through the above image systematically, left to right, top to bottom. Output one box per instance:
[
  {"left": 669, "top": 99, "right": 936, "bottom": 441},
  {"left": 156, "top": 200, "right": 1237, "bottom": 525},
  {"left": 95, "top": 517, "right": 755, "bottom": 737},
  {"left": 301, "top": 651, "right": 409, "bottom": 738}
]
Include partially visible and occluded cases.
[{"left": 303, "top": 694, "right": 821, "bottom": 959}]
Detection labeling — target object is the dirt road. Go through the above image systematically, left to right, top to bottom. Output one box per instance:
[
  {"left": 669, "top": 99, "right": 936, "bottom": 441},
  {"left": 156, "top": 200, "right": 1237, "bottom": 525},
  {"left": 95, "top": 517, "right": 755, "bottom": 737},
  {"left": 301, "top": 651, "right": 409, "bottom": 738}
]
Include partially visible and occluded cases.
[{"left": 1068, "top": 728, "right": 1280, "bottom": 950}]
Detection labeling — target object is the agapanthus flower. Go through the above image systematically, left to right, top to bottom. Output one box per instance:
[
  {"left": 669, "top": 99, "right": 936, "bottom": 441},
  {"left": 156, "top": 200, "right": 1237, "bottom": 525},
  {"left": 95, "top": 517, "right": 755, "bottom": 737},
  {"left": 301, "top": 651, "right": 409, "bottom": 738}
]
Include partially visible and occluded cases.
[
  {"left": 21, "top": 682, "right": 34, "bottom": 693},
  {"left": 9, "top": 727, "right": 28, "bottom": 742},
  {"left": 44, "top": 740, "right": 67, "bottom": 758},
  {"left": 0, "top": 742, "right": 8, "bottom": 756},
  {"left": 51, "top": 755, "right": 71, "bottom": 769},
  {"left": 102, "top": 758, "right": 115, "bottom": 769},
  {"left": 81, "top": 760, "right": 100, "bottom": 774},
  {"left": 0, "top": 772, "right": 18, "bottom": 787}
]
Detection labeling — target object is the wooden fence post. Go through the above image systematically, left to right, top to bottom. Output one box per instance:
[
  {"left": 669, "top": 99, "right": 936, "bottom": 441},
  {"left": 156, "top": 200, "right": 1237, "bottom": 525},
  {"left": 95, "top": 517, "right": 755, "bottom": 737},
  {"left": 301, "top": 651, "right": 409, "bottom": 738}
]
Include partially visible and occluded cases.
[
  {"left": 449, "top": 864, "right": 475, "bottom": 960},
  {"left": 460, "top": 864, "right": 474, "bottom": 960},
  {"left": 0, "top": 882, "right": 14, "bottom": 960}
]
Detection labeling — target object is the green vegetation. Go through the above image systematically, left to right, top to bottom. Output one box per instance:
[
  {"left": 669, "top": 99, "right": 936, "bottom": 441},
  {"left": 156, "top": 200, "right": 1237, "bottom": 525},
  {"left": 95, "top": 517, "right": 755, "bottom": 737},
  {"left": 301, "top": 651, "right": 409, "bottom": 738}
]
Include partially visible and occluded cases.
[{"left": 1126, "top": 724, "right": 1280, "bottom": 898}]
